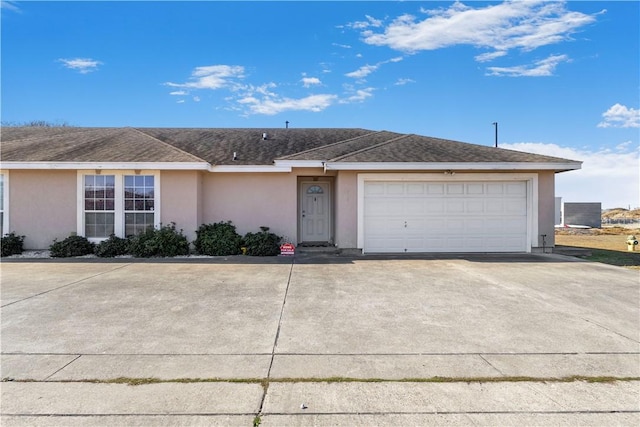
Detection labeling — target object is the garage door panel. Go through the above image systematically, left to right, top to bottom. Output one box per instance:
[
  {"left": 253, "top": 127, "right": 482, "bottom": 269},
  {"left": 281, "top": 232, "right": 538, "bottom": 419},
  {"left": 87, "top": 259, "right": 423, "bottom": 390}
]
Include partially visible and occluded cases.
[
  {"left": 363, "top": 180, "right": 528, "bottom": 253},
  {"left": 365, "top": 182, "right": 386, "bottom": 195},
  {"left": 506, "top": 182, "right": 527, "bottom": 196},
  {"left": 386, "top": 183, "right": 405, "bottom": 195},
  {"left": 406, "top": 183, "right": 425, "bottom": 195},
  {"left": 447, "top": 183, "right": 464, "bottom": 195},
  {"left": 466, "top": 183, "right": 485, "bottom": 194},
  {"left": 486, "top": 183, "right": 505, "bottom": 195},
  {"left": 427, "top": 184, "right": 445, "bottom": 195},
  {"left": 364, "top": 199, "right": 391, "bottom": 215},
  {"left": 405, "top": 199, "right": 425, "bottom": 215},
  {"left": 505, "top": 199, "right": 527, "bottom": 214},
  {"left": 426, "top": 200, "right": 446, "bottom": 213},
  {"left": 446, "top": 200, "right": 465, "bottom": 213},
  {"left": 467, "top": 200, "right": 485, "bottom": 213},
  {"left": 485, "top": 200, "right": 505, "bottom": 213},
  {"left": 365, "top": 218, "right": 404, "bottom": 234},
  {"left": 446, "top": 219, "right": 465, "bottom": 232},
  {"left": 466, "top": 219, "right": 484, "bottom": 233},
  {"left": 424, "top": 237, "right": 447, "bottom": 249},
  {"left": 367, "top": 238, "right": 405, "bottom": 252}
]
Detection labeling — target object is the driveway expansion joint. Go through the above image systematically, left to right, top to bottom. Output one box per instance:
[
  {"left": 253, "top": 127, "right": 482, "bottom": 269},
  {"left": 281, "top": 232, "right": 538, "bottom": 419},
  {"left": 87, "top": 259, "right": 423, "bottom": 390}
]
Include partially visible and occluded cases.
[{"left": 1, "top": 263, "right": 133, "bottom": 308}]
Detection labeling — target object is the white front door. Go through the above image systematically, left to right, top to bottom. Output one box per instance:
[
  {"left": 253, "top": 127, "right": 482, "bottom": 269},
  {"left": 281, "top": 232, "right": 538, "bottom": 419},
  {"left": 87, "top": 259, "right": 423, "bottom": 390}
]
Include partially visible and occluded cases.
[{"left": 300, "top": 182, "right": 331, "bottom": 242}]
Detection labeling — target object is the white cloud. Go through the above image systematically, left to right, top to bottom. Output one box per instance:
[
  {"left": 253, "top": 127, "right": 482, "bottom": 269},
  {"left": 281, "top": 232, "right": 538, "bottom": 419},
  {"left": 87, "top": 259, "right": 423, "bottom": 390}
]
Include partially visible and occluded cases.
[
  {"left": 1, "top": 1, "right": 20, "bottom": 12},
  {"left": 360, "top": 1, "right": 600, "bottom": 60},
  {"left": 344, "top": 14, "right": 383, "bottom": 30},
  {"left": 332, "top": 43, "right": 352, "bottom": 49},
  {"left": 475, "top": 51, "right": 508, "bottom": 62},
  {"left": 486, "top": 54, "right": 569, "bottom": 77},
  {"left": 345, "top": 56, "right": 403, "bottom": 79},
  {"left": 58, "top": 58, "right": 102, "bottom": 74},
  {"left": 346, "top": 64, "right": 379, "bottom": 79},
  {"left": 165, "top": 65, "right": 244, "bottom": 90},
  {"left": 301, "top": 77, "right": 321, "bottom": 88},
  {"left": 394, "top": 78, "right": 415, "bottom": 86},
  {"left": 340, "top": 87, "right": 375, "bottom": 104},
  {"left": 169, "top": 90, "right": 187, "bottom": 96},
  {"left": 238, "top": 94, "right": 338, "bottom": 115},
  {"left": 193, "top": 96, "right": 200, "bottom": 102},
  {"left": 176, "top": 100, "right": 185, "bottom": 104},
  {"left": 597, "top": 104, "right": 640, "bottom": 128},
  {"left": 501, "top": 142, "right": 640, "bottom": 209}
]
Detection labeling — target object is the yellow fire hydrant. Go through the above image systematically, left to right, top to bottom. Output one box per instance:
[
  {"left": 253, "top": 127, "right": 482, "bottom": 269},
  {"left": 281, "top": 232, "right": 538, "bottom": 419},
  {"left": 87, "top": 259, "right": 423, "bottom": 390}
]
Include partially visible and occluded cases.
[{"left": 626, "top": 235, "right": 638, "bottom": 252}]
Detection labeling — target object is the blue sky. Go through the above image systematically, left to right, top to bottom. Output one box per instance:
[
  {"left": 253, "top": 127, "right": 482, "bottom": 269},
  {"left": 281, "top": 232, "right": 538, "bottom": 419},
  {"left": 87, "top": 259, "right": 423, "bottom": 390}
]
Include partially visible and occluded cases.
[{"left": 1, "top": 1, "right": 638, "bottom": 209}]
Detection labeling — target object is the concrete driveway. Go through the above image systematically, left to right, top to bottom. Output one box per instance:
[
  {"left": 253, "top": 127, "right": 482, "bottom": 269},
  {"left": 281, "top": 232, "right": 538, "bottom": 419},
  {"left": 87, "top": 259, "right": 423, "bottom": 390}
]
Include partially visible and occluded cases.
[{"left": 1, "top": 254, "right": 639, "bottom": 426}]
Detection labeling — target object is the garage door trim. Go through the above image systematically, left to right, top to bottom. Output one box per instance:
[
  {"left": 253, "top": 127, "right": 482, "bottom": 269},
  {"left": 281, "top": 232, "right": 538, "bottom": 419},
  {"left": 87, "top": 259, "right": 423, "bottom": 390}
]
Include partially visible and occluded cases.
[{"left": 357, "top": 173, "right": 538, "bottom": 253}]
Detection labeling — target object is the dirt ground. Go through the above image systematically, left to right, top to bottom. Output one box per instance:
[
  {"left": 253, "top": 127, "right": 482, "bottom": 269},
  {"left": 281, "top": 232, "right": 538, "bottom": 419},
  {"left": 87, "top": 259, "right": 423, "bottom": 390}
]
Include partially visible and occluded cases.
[{"left": 555, "top": 227, "right": 640, "bottom": 252}]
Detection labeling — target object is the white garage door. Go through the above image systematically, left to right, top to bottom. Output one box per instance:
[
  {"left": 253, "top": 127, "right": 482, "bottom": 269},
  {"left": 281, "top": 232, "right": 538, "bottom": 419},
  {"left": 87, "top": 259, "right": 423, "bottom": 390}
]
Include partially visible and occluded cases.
[{"left": 363, "top": 181, "right": 528, "bottom": 253}]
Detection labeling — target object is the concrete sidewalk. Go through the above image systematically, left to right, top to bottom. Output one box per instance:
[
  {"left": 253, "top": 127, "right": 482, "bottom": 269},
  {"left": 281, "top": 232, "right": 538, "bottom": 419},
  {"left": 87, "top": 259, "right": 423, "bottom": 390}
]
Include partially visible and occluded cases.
[{"left": 1, "top": 254, "right": 639, "bottom": 425}]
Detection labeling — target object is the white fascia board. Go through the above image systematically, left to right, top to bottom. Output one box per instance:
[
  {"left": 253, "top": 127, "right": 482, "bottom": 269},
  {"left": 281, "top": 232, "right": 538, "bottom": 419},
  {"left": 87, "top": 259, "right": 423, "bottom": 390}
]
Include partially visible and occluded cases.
[
  {"left": 273, "top": 160, "right": 325, "bottom": 168},
  {"left": 1, "top": 161, "right": 210, "bottom": 170},
  {"left": 327, "top": 162, "right": 581, "bottom": 171},
  {"left": 210, "top": 165, "right": 292, "bottom": 173}
]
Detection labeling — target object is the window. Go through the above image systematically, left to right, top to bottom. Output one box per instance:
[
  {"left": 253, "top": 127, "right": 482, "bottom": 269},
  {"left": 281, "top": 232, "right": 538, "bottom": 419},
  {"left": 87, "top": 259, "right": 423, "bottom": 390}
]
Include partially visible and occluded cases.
[
  {"left": 79, "top": 172, "right": 159, "bottom": 240},
  {"left": 0, "top": 173, "right": 6, "bottom": 236},
  {"left": 84, "top": 175, "right": 115, "bottom": 238},
  {"left": 124, "top": 175, "right": 155, "bottom": 236},
  {"left": 306, "top": 185, "right": 324, "bottom": 194}
]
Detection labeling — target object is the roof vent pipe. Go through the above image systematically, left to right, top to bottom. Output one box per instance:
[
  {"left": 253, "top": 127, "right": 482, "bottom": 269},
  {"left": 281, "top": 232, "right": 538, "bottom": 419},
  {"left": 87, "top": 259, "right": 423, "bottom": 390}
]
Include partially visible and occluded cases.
[
  {"left": 262, "top": 132, "right": 268, "bottom": 140},
  {"left": 233, "top": 152, "right": 237, "bottom": 161}
]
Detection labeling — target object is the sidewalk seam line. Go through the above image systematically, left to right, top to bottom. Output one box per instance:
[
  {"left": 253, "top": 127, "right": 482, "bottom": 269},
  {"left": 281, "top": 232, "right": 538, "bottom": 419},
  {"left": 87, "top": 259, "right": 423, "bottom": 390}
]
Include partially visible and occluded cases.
[
  {"left": 478, "top": 354, "right": 506, "bottom": 376},
  {"left": 43, "top": 355, "right": 82, "bottom": 381}
]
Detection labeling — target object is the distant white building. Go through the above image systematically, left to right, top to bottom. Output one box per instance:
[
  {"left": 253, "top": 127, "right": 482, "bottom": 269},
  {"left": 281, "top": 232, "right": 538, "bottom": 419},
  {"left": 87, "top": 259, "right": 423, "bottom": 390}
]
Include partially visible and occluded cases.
[{"left": 561, "top": 202, "right": 602, "bottom": 228}]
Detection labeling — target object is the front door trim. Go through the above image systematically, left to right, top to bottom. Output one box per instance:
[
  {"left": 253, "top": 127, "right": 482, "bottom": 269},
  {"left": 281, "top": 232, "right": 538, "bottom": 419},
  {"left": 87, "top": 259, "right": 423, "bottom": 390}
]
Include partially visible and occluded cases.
[{"left": 298, "top": 177, "right": 334, "bottom": 244}]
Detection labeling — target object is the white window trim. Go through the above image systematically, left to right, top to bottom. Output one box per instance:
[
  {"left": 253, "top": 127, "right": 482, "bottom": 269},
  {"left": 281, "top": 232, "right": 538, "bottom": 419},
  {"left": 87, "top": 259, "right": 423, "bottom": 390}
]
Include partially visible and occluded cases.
[
  {"left": 77, "top": 170, "right": 161, "bottom": 242},
  {"left": 0, "top": 171, "right": 8, "bottom": 236},
  {"left": 356, "top": 172, "right": 538, "bottom": 253}
]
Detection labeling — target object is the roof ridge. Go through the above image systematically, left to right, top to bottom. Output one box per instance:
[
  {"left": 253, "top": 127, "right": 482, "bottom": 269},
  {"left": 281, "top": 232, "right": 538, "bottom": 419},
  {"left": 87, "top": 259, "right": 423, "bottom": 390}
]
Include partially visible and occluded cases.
[
  {"left": 0, "top": 127, "right": 99, "bottom": 143},
  {"left": 131, "top": 128, "right": 209, "bottom": 163},
  {"left": 277, "top": 130, "right": 383, "bottom": 160},
  {"left": 330, "top": 133, "right": 414, "bottom": 161}
]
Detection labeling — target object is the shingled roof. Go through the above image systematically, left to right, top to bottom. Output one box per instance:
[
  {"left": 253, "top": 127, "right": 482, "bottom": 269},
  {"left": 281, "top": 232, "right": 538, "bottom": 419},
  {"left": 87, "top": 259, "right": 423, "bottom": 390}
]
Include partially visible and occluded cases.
[
  {"left": 1, "top": 126, "right": 581, "bottom": 170},
  {"left": 0, "top": 127, "right": 205, "bottom": 163},
  {"left": 281, "top": 133, "right": 575, "bottom": 163}
]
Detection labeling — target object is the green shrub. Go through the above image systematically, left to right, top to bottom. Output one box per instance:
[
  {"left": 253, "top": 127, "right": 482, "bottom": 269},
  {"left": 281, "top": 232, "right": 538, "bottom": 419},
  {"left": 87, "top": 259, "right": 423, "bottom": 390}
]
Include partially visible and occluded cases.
[
  {"left": 194, "top": 221, "right": 242, "bottom": 256},
  {"left": 128, "top": 223, "right": 190, "bottom": 257},
  {"left": 243, "top": 226, "right": 282, "bottom": 256},
  {"left": 1, "top": 232, "right": 25, "bottom": 257},
  {"left": 95, "top": 234, "right": 130, "bottom": 257},
  {"left": 50, "top": 235, "right": 95, "bottom": 258}
]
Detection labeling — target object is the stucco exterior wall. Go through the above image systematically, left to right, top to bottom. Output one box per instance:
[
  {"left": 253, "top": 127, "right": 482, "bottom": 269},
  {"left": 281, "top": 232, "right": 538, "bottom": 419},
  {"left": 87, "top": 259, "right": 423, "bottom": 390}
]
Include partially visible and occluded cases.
[
  {"left": 4, "top": 167, "right": 562, "bottom": 253},
  {"left": 9, "top": 170, "right": 77, "bottom": 249},
  {"left": 160, "top": 170, "right": 202, "bottom": 242},
  {"left": 335, "top": 171, "right": 358, "bottom": 248},
  {"left": 537, "top": 171, "right": 556, "bottom": 249},
  {"left": 201, "top": 172, "right": 299, "bottom": 242}
]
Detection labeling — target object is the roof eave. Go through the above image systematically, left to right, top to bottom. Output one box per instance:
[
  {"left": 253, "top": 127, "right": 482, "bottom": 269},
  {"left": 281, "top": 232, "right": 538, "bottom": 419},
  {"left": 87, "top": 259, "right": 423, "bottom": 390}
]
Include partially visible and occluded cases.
[
  {"left": 273, "top": 160, "right": 325, "bottom": 168},
  {"left": 0, "top": 161, "right": 211, "bottom": 171},
  {"left": 324, "top": 162, "right": 582, "bottom": 171},
  {"left": 210, "top": 165, "right": 292, "bottom": 173}
]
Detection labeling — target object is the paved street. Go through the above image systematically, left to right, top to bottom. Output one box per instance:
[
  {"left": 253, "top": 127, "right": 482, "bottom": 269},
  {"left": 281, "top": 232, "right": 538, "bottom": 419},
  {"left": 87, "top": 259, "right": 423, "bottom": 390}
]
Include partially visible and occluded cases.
[{"left": 1, "top": 254, "right": 639, "bottom": 426}]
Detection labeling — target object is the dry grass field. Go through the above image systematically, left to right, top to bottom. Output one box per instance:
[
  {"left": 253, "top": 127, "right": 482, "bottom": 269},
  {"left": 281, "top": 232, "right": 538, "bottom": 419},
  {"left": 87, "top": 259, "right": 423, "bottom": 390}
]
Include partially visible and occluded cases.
[{"left": 555, "top": 227, "right": 640, "bottom": 269}]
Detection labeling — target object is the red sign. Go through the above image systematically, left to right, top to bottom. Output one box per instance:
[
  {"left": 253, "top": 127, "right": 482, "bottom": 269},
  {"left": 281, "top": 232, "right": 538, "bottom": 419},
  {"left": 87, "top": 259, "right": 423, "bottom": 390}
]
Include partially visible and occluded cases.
[{"left": 280, "top": 243, "right": 295, "bottom": 256}]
